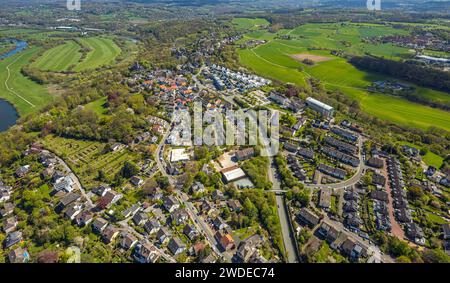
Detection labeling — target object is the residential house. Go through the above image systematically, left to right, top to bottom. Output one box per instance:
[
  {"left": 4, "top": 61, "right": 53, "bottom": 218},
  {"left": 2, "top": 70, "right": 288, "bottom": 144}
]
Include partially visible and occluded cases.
[
  {"left": 235, "top": 148, "right": 255, "bottom": 161},
  {"left": 367, "top": 157, "right": 384, "bottom": 169},
  {"left": 15, "top": 165, "right": 30, "bottom": 178},
  {"left": 53, "top": 176, "right": 75, "bottom": 193},
  {"left": 131, "top": 176, "right": 144, "bottom": 187},
  {"left": 191, "top": 182, "right": 206, "bottom": 194},
  {"left": 92, "top": 185, "right": 111, "bottom": 197},
  {"left": 147, "top": 187, "right": 163, "bottom": 200},
  {"left": 318, "top": 189, "right": 332, "bottom": 211},
  {"left": 97, "top": 190, "right": 123, "bottom": 209},
  {"left": 212, "top": 190, "right": 225, "bottom": 201},
  {"left": 56, "top": 193, "right": 81, "bottom": 212},
  {"left": 162, "top": 195, "right": 179, "bottom": 213},
  {"left": 227, "top": 199, "right": 242, "bottom": 212},
  {"left": 0, "top": 202, "right": 14, "bottom": 218},
  {"left": 65, "top": 203, "right": 83, "bottom": 221},
  {"left": 122, "top": 204, "right": 141, "bottom": 219},
  {"left": 297, "top": 208, "right": 320, "bottom": 228},
  {"left": 171, "top": 209, "right": 188, "bottom": 226},
  {"left": 75, "top": 210, "right": 93, "bottom": 227},
  {"left": 132, "top": 212, "right": 149, "bottom": 226},
  {"left": 2, "top": 217, "right": 18, "bottom": 233},
  {"left": 213, "top": 217, "right": 227, "bottom": 230},
  {"left": 92, "top": 218, "right": 109, "bottom": 234},
  {"left": 144, "top": 219, "right": 161, "bottom": 235},
  {"left": 183, "top": 224, "right": 198, "bottom": 241},
  {"left": 101, "top": 225, "right": 120, "bottom": 244},
  {"left": 156, "top": 227, "right": 171, "bottom": 244},
  {"left": 3, "top": 231, "right": 22, "bottom": 249},
  {"left": 120, "top": 232, "right": 138, "bottom": 250},
  {"left": 219, "top": 233, "right": 235, "bottom": 251},
  {"left": 168, "top": 237, "right": 186, "bottom": 255},
  {"left": 133, "top": 242, "right": 160, "bottom": 263},
  {"left": 8, "top": 247, "right": 30, "bottom": 263}
]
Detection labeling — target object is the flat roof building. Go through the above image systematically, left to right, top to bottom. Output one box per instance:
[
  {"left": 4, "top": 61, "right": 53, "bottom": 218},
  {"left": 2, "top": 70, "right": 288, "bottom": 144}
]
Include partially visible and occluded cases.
[
  {"left": 306, "top": 97, "right": 334, "bottom": 118},
  {"left": 170, "top": 148, "right": 190, "bottom": 163},
  {"left": 221, "top": 166, "right": 246, "bottom": 183}
]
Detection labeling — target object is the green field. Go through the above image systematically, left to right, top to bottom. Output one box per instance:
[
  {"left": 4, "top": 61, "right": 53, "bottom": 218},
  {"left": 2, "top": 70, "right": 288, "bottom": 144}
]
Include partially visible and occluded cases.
[
  {"left": 232, "top": 18, "right": 270, "bottom": 30},
  {"left": 236, "top": 22, "right": 450, "bottom": 132},
  {"left": 31, "top": 37, "right": 121, "bottom": 73},
  {"left": 74, "top": 37, "right": 121, "bottom": 71},
  {"left": 31, "top": 40, "right": 82, "bottom": 72},
  {"left": 0, "top": 46, "right": 53, "bottom": 116},
  {"left": 85, "top": 96, "right": 109, "bottom": 118},
  {"left": 41, "top": 135, "right": 137, "bottom": 187}
]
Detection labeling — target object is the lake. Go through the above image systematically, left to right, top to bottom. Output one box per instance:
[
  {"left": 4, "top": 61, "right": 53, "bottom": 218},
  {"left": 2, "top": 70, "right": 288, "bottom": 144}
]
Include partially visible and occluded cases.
[
  {"left": 0, "top": 39, "right": 27, "bottom": 132},
  {"left": 0, "top": 99, "right": 19, "bottom": 132}
]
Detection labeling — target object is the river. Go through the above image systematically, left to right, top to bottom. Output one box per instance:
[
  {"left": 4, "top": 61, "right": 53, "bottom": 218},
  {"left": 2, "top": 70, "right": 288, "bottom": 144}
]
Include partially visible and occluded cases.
[{"left": 0, "top": 39, "right": 27, "bottom": 132}]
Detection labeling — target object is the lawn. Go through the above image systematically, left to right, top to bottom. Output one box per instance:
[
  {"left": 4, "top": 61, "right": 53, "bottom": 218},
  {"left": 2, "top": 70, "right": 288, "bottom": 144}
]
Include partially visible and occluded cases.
[
  {"left": 232, "top": 18, "right": 270, "bottom": 30},
  {"left": 236, "top": 22, "right": 450, "bottom": 132},
  {"left": 73, "top": 37, "right": 121, "bottom": 72},
  {"left": 31, "top": 40, "right": 82, "bottom": 72},
  {"left": 0, "top": 46, "right": 53, "bottom": 116},
  {"left": 85, "top": 97, "right": 109, "bottom": 118},
  {"left": 41, "top": 135, "right": 138, "bottom": 187},
  {"left": 426, "top": 213, "right": 448, "bottom": 225}
]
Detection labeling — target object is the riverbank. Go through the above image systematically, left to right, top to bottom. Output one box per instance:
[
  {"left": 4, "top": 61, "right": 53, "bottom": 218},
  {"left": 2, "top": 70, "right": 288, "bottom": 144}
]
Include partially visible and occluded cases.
[{"left": 0, "top": 99, "right": 19, "bottom": 132}]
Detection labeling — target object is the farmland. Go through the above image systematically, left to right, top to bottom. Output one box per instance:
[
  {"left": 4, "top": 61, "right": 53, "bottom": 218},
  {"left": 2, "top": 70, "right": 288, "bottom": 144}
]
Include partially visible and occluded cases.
[
  {"left": 232, "top": 17, "right": 270, "bottom": 30},
  {"left": 236, "top": 22, "right": 450, "bottom": 132},
  {"left": 31, "top": 37, "right": 121, "bottom": 72},
  {"left": 74, "top": 37, "right": 121, "bottom": 71},
  {"left": 30, "top": 40, "right": 82, "bottom": 72},
  {"left": 0, "top": 46, "right": 53, "bottom": 116},
  {"left": 41, "top": 135, "right": 139, "bottom": 187}
]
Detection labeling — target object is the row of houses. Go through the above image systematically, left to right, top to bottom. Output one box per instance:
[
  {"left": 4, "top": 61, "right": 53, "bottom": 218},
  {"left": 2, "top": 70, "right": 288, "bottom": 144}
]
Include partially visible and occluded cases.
[
  {"left": 324, "top": 136, "right": 358, "bottom": 155},
  {"left": 321, "top": 146, "right": 360, "bottom": 167},
  {"left": 317, "top": 164, "right": 347, "bottom": 180}
]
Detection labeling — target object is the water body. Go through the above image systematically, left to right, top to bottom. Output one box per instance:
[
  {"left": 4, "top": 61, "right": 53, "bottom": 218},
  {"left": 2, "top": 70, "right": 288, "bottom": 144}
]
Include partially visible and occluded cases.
[
  {"left": 0, "top": 39, "right": 28, "bottom": 132},
  {"left": 0, "top": 39, "right": 27, "bottom": 60},
  {"left": 0, "top": 99, "right": 19, "bottom": 132}
]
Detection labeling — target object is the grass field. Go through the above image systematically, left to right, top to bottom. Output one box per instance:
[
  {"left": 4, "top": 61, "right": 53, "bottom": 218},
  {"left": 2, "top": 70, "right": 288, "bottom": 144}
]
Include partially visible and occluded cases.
[
  {"left": 232, "top": 18, "right": 270, "bottom": 30},
  {"left": 236, "top": 22, "right": 450, "bottom": 132},
  {"left": 31, "top": 37, "right": 121, "bottom": 73},
  {"left": 74, "top": 37, "right": 121, "bottom": 72},
  {"left": 31, "top": 40, "right": 82, "bottom": 72},
  {"left": 0, "top": 46, "right": 53, "bottom": 116},
  {"left": 85, "top": 97, "right": 109, "bottom": 118},
  {"left": 41, "top": 135, "right": 138, "bottom": 187}
]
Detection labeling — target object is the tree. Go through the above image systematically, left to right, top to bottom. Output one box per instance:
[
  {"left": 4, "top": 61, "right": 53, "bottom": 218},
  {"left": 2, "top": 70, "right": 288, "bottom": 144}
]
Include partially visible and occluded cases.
[
  {"left": 120, "top": 161, "right": 139, "bottom": 179},
  {"left": 243, "top": 198, "right": 258, "bottom": 221},
  {"left": 422, "top": 249, "right": 450, "bottom": 263}
]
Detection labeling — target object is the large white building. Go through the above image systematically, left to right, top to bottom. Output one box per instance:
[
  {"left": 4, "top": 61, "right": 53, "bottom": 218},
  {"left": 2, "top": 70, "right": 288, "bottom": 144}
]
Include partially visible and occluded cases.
[
  {"left": 306, "top": 97, "right": 334, "bottom": 118},
  {"left": 170, "top": 148, "right": 190, "bottom": 163},
  {"left": 221, "top": 166, "right": 246, "bottom": 183}
]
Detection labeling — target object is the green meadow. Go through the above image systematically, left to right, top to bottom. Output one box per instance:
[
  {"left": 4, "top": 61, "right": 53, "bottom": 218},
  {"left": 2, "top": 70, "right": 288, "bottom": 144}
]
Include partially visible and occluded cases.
[
  {"left": 232, "top": 18, "right": 270, "bottom": 30},
  {"left": 237, "top": 22, "right": 450, "bottom": 132},
  {"left": 31, "top": 37, "right": 121, "bottom": 73},
  {"left": 74, "top": 37, "right": 121, "bottom": 71},
  {"left": 31, "top": 40, "right": 82, "bottom": 72},
  {"left": 0, "top": 47, "right": 53, "bottom": 116}
]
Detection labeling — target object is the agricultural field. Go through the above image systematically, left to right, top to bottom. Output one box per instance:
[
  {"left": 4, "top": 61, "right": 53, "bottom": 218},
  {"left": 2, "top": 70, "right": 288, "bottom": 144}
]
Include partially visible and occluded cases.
[
  {"left": 232, "top": 17, "right": 270, "bottom": 30},
  {"left": 236, "top": 22, "right": 450, "bottom": 132},
  {"left": 31, "top": 36, "right": 122, "bottom": 73},
  {"left": 74, "top": 37, "right": 121, "bottom": 71},
  {"left": 30, "top": 40, "right": 82, "bottom": 72},
  {"left": 0, "top": 46, "right": 53, "bottom": 116},
  {"left": 41, "top": 135, "right": 139, "bottom": 187}
]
